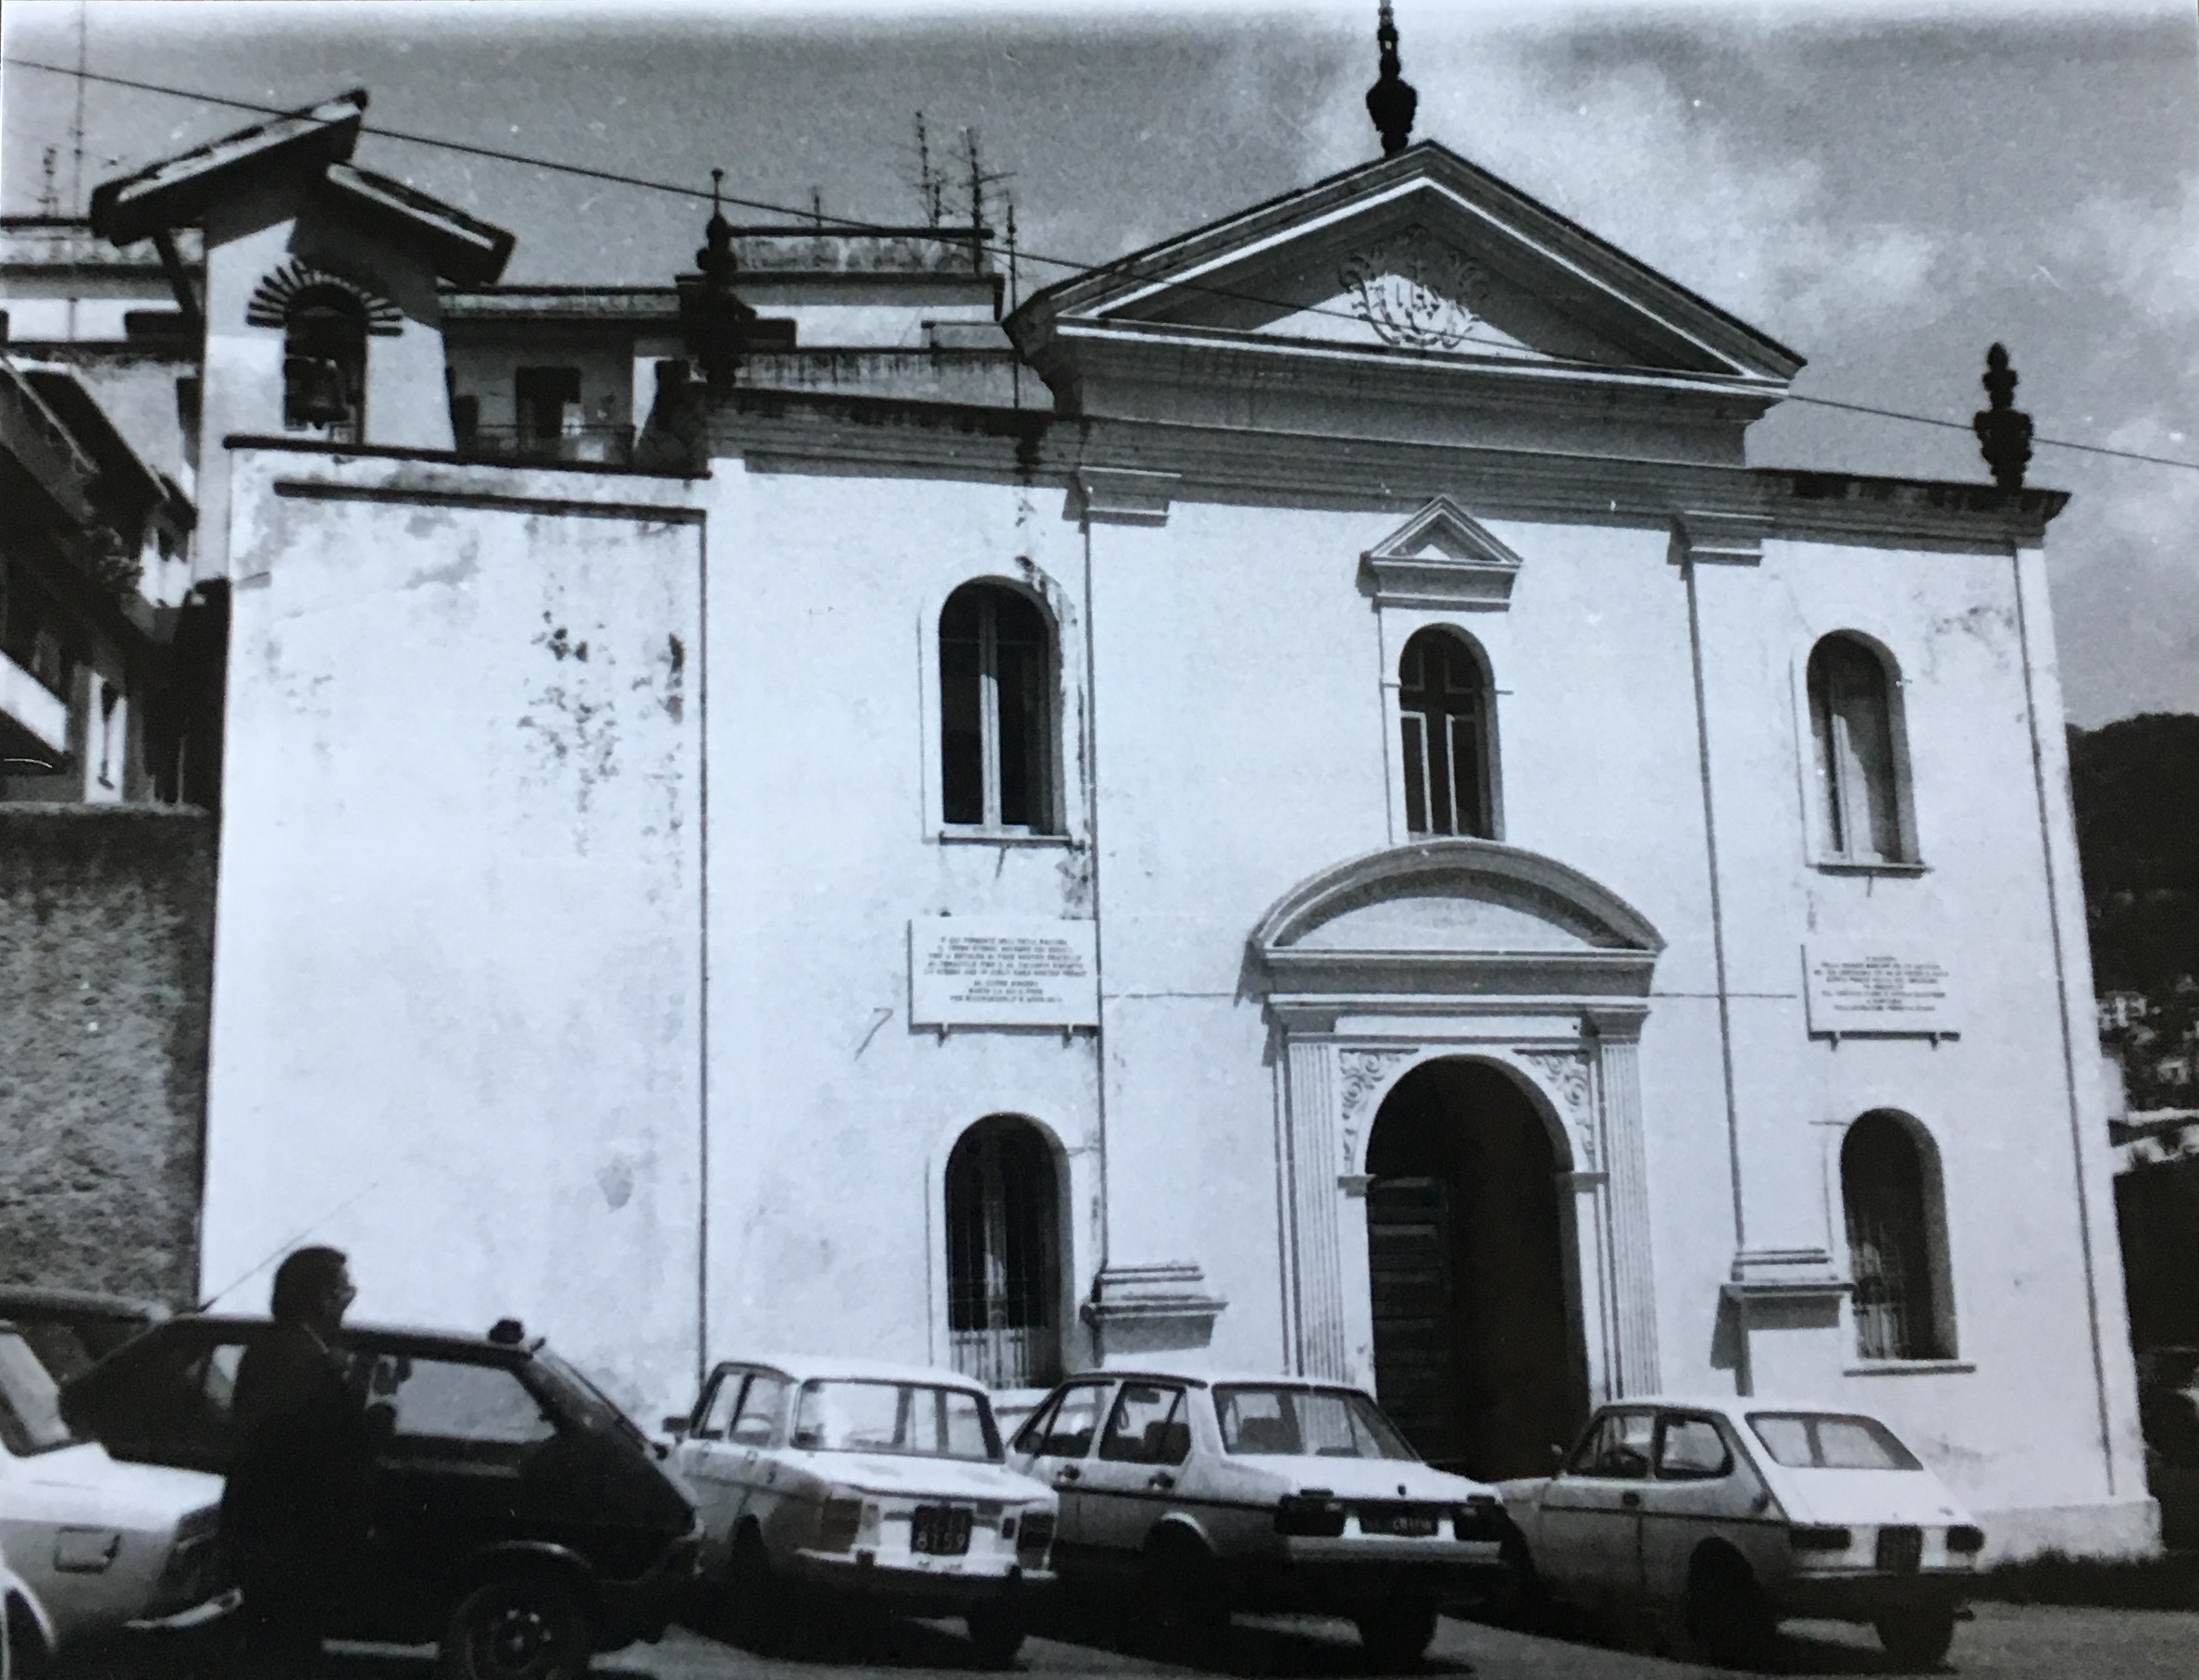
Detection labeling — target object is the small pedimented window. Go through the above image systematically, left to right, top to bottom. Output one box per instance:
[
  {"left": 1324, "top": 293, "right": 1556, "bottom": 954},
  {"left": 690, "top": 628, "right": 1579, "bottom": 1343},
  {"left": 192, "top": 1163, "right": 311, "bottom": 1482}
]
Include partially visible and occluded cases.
[
  {"left": 1362, "top": 497, "right": 1522, "bottom": 610},
  {"left": 939, "top": 581, "right": 1056, "bottom": 832},
  {"left": 1398, "top": 628, "right": 1495, "bottom": 840},
  {"left": 1807, "top": 633, "right": 1915, "bottom": 865}
]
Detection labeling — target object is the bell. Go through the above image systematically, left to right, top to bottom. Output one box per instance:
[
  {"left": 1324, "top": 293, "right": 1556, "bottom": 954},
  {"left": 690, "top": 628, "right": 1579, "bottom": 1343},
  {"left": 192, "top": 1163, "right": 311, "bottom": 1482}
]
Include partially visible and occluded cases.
[{"left": 286, "top": 355, "right": 354, "bottom": 427}]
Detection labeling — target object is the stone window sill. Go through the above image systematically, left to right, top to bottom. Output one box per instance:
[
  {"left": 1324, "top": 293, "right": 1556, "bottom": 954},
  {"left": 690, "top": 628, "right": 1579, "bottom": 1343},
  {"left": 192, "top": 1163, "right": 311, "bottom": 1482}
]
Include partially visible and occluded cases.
[
  {"left": 937, "top": 828, "right": 1081, "bottom": 850},
  {"left": 1813, "top": 858, "right": 1929, "bottom": 877},
  {"left": 1845, "top": 1359, "right": 1975, "bottom": 1376}
]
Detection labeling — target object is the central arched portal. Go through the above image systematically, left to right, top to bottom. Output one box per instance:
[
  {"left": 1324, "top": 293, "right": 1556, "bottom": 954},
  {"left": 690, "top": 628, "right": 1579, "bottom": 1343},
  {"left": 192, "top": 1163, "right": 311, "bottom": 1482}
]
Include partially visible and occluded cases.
[{"left": 1365, "top": 1057, "right": 1586, "bottom": 1481}]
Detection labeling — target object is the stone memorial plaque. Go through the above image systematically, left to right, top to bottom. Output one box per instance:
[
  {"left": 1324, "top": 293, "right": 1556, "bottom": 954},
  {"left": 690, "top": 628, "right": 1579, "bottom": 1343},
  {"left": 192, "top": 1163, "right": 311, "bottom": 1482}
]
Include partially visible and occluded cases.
[
  {"left": 910, "top": 916, "right": 1100, "bottom": 1028},
  {"left": 1803, "top": 943, "right": 1956, "bottom": 1037}
]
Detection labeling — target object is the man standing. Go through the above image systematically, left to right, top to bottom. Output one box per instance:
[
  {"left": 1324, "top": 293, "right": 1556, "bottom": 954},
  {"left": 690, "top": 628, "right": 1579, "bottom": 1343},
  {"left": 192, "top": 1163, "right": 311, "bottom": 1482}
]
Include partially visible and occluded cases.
[{"left": 221, "top": 1247, "right": 372, "bottom": 1676}]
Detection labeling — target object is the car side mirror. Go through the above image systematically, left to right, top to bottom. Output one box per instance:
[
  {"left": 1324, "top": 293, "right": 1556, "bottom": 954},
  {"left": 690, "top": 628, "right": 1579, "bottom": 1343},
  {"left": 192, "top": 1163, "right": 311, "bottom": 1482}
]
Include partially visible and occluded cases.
[{"left": 661, "top": 1416, "right": 690, "bottom": 1440}]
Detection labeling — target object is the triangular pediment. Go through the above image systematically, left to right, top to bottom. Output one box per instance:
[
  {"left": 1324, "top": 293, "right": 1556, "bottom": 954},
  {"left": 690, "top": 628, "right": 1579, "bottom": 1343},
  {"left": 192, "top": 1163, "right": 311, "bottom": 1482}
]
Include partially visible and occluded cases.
[
  {"left": 1014, "top": 142, "right": 1801, "bottom": 386},
  {"left": 1362, "top": 497, "right": 1522, "bottom": 609}
]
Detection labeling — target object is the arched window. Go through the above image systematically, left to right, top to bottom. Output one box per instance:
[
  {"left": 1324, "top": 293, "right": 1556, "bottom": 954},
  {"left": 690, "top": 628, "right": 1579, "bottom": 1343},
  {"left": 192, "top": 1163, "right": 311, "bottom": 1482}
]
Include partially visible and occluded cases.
[
  {"left": 282, "top": 286, "right": 366, "bottom": 442},
  {"left": 939, "top": 582, "right": 1054, "bottom": 831},
  {"left": 1398, "top": 627, "right": 1493, "bottom": 839},
  {"left": 1808, "top": 634, "right": 1910, "bottom": 864},
  {"left": 1842, "top": 1113, "right": 1954, "bottom": 1362},
  {"left": 946, "top": 1116, "right": 1062, "bottom": 1390}
]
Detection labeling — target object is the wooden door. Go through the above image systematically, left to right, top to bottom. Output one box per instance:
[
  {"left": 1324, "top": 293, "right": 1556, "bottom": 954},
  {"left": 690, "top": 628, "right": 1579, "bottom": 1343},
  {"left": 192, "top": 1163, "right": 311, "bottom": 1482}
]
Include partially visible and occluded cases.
[{"left": 1366, "top": 1175, "right": 1464, "bottom": 1464}]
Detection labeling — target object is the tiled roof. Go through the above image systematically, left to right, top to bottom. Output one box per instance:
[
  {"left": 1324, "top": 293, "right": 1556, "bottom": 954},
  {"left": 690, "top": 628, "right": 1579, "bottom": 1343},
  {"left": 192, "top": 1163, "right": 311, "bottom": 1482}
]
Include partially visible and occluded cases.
[{"left": 90, "top": 91, "right": 367, "bottom": 246}]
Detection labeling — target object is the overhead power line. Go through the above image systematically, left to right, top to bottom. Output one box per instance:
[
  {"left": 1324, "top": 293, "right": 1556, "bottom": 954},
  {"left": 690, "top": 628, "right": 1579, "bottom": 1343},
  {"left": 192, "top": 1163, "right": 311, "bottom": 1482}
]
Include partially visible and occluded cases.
[{"left": 7, "top": 53, "right": 2197, "bottom": 479}]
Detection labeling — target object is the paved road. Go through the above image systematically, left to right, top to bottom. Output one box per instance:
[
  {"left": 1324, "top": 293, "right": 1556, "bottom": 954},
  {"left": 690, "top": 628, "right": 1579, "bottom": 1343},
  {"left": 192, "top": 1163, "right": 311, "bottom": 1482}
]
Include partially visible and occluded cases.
[{"left": 329, "top": 1602, "right": 2198, "bottom": 1680}]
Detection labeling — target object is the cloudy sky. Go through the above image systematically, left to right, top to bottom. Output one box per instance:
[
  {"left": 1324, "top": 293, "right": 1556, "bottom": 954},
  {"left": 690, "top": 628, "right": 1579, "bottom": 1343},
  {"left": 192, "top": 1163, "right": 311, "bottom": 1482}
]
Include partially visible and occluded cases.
[{"left": 4, "top": 0, "right": 2194, "bottom": 726}]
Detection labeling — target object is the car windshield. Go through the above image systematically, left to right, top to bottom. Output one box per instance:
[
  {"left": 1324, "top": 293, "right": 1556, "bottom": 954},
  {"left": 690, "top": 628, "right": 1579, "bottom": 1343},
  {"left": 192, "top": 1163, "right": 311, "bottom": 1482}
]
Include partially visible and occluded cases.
[
  {"left": 0, "top": 1330, "right": 79, "bottom": 1454},
  {"left": 533, "top": 1350, "right": 650, "bottom": 1450},
  {"left": 791, "top": 1380, "right": 1001, "bottom": 1462},
  {"left": 1214, "top": 1385, "right": 1418, "bottom": 1460},
  {"left": 1747, "top": 1412, "right": 1922, "bottom": 1471}
]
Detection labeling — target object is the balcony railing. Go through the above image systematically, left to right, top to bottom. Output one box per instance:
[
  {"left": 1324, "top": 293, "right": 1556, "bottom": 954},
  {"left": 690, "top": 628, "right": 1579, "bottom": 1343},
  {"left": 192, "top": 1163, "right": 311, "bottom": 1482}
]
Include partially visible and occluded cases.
[{"left": 453, "top": 424, "right": 634, "bottom": 467}]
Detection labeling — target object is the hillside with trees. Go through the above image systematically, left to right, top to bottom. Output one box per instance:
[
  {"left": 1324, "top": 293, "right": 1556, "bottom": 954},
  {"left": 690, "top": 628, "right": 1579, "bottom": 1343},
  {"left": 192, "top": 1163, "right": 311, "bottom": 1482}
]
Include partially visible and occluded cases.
[{"left": 2070, "top": 713, "right": 2199, "bottom": 1108}]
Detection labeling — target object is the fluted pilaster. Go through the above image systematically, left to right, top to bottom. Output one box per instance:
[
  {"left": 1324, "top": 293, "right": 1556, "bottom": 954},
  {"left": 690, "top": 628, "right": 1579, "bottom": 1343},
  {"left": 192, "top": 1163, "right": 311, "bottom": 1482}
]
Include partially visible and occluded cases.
[{"left": 1284, "top": 1038, "right": 1349, "bottom": 1378}]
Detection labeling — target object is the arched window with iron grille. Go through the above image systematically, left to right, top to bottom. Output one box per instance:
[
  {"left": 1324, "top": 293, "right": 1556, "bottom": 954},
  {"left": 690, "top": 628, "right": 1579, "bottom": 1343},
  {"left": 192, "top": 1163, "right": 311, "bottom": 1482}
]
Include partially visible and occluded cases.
[
  {"left": 1398, "top": 627, "right": 1494, "bottom": 839},
  {"left": 1842, "top": 1113, "right": 1955, "bottom": 1362},
  {"left": 945, "top": 1116, "right": 1062, "bottom": 1390}
]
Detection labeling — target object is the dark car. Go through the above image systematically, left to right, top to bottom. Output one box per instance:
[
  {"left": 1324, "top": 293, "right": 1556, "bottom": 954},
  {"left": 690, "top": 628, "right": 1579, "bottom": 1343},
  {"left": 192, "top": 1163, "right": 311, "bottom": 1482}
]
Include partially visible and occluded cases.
[
  {"left": 0, "top": 1287, "right": 170, "bottom": 1383},
  {"left": 60, "top": 1315, "right": 699, "bottom": 1680}
]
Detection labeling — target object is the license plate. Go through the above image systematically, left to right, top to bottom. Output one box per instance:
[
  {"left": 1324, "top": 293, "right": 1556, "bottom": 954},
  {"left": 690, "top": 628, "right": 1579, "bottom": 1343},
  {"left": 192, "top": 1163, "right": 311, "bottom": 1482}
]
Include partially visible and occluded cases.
[
  {"left": 912, "top": 1505, "right": 973, "bottom": 1556},
  {"left": 1360, "top": 1509, "right": 1440, "bottom": 1538},
  {"left": 1875, "top": 1525, "right": 1922, "bottom": 1574}
]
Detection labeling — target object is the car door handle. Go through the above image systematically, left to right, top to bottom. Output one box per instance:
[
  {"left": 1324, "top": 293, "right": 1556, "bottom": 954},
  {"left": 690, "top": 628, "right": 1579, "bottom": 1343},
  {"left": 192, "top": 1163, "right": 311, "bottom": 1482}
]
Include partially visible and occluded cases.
[
  {"left": 1056, "top": 1465, "right": 1081, "bottom": 1484},
  {"left": 1147, "top": 1472, "right": 1175, "bottom": 1491},
  {"left": 1621, "top": 1491, "right": 1641, "bottom": 1510}
]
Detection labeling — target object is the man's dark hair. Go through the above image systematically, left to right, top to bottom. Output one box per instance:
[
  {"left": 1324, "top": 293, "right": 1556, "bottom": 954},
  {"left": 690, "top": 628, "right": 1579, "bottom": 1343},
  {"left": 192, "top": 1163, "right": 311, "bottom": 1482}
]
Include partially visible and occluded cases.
[{"left": 270, "top": 1246, "right": 349, "bottom": 1323}]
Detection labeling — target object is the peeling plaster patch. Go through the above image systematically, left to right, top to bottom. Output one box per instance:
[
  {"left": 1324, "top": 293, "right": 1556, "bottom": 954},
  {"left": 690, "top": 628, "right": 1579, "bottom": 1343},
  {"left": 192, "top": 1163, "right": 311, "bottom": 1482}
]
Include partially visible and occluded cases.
[
  {"left": 404, "top": 507, "right": 456, "bottom": 540},
  {"left": 404, "top": 551, "right": 480, "bottom": 591},
  {"left": 236, "top": 570, "right": 273, "bottom": 591},
  {"left": 1928, "top": 604, "right": 2016, "bottom": 669},
  {"left": 537, "top": 623, "right": 590, "bottom": 663},
  {"left": 662, "top": 634, "right": 686, "bottom": 722},
  {"left": 597, "top": 1155, "right": 635, "bottom": 1210}
]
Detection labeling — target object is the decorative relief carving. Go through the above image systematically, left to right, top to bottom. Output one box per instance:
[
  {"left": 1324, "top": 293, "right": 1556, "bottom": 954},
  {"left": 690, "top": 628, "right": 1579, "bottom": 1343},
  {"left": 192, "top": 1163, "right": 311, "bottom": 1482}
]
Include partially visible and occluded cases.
[
  {"left": 1338, "top": 225, "right": 1493, "bottom": 351},
  {"left": 246, "top": 259, "right": 404, "bottom": 336},
  {"left": 1336, "top": 1047, "right": 1412, "bottom": 1169},
  {"left": 1517, "top": 1048, "right": 1596, "bottom": 1167}
]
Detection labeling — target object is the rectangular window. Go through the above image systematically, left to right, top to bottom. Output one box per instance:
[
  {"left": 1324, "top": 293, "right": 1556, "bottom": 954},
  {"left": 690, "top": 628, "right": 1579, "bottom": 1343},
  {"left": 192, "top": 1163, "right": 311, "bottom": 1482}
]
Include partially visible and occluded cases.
[{"left": 515, "top": 367, "right": 583, "bottom": 448}]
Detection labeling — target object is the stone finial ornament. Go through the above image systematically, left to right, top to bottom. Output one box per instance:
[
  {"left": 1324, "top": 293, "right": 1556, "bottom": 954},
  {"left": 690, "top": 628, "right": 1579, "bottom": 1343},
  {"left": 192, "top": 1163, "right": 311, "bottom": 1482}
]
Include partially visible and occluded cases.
[
  {"left": 1366, "top": 1, "right": 1419, "bottom": 157},
  {"left": 677, "top": 168, "right": 759, "bottom": 399},
  {"left": 1972, "top": 342, "right": 2033, "bottom": 492}
]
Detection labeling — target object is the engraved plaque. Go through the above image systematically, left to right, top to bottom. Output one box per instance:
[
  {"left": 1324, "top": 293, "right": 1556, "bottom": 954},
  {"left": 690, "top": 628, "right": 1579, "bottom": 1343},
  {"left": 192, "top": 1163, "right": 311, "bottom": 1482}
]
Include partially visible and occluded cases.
[
  {"left": 910, "top": 916, "right": 1100, "bottom": 1028},
  {"left": 1804, "top": 944, "right": 1956, "bottom": 1037}
]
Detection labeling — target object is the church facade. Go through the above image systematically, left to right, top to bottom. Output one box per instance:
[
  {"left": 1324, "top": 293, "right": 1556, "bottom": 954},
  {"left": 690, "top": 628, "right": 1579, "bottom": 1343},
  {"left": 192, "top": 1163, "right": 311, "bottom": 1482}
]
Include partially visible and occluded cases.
[{"left": 73, "top": 83, "right": 2151, "bottom": 1558}]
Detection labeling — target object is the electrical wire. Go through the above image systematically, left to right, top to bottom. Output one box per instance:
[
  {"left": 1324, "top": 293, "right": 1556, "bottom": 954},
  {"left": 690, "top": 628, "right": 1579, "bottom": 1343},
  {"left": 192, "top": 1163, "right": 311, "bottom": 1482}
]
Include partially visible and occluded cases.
[{"left": 8, "top": 52, "right": 2197, "bottom": 477}]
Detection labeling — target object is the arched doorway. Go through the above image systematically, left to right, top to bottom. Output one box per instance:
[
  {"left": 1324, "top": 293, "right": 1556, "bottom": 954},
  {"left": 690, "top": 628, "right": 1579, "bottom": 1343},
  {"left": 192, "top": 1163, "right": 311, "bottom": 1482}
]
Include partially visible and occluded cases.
[
  {"left": 1364, "top": 1058, "right": 1584, "bottom": 1480},
  {"left": 945, "top": 1115, "right": 1062, "bottom": 1390}
]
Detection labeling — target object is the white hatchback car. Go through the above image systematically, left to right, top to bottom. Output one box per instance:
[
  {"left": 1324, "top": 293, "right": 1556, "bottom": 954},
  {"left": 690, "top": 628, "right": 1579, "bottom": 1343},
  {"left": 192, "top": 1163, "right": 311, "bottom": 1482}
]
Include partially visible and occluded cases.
[
  {"left": 0, "top": 1323, "right": 230, "bottom": 1674},
  {"left": 668, "top": 1356, "right": 1056, "bottom": 1665},
  {"left": 1008, "top": 1370, "right": 1509, "bottom": 1667},
  {"left": 1501, "top": 1396, "right": 1984, "bottom": 1668}
]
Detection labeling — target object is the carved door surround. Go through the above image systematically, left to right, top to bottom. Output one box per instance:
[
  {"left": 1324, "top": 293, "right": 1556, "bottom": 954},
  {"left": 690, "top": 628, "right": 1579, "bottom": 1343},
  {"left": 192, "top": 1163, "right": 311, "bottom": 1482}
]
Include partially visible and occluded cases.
[{"left": 1251, "top": 838, "right": 1666, "bottom": 1408}]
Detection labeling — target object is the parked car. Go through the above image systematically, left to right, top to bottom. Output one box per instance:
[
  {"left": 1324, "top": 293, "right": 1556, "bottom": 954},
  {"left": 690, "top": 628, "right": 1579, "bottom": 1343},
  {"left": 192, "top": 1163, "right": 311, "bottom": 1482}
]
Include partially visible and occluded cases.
[
  {"left": 0, "top": 1292, "right": 169, "bottom": 1388},
  {"left": 59, "top": 1314, "right": 699, "bottom": 1680},
  {"left": 0, "top": 1321, "right": 230, "bottom": 1674},
  {"left": 667, "top": 1355, "right": 1056, "bottom": 1666},
  {"left": 1006, "top": 1369, "right": 1509, "bottom": 1667},
  {"left": 1499, "top": 1396, "right": 1984, "bottom": 1669}
]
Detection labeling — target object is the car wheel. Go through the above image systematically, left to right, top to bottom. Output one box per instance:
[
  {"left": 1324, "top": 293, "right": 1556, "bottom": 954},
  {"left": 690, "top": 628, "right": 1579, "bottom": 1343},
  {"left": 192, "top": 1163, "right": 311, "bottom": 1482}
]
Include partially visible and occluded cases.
[
  {"left": 724, "top": 1525, "right": 789, "bottom": 1653},
  {"left": 1141, "top": 1533, "right": 1228, "bottom": 1651},
  {"left": 1676, "top": 1549, "right": 1776, "bottom": 1670},
  {"left": 438, "top": 1573, "right": 593, "bottom": 1680},
  {"left": 966, "top": 1599, "right": 1027, "bottom": 1669},
  {"left": 1355, "top": 1599, "right": 1439, "bottom": 1671},
  {"left": 1874, "top": 1603, "right": 1957, "bottom": 1670}
]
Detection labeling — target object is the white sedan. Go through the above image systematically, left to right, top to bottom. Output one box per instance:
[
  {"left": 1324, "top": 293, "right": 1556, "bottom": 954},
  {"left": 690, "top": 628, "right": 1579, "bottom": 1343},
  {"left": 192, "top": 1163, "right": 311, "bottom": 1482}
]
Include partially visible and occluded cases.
[
  {"left": 0, "top": 1323, "right": 231, "bottom": 1674},
  {"left": 667, "top": 1356, "right": 1056, "bottom": 1666},
  {"left": 1008, "top": 1370, "right": 1509, "bottom": 1667},
  {"left": 1500, "top": 1396, "right": 1984, "bottom": 1668}
]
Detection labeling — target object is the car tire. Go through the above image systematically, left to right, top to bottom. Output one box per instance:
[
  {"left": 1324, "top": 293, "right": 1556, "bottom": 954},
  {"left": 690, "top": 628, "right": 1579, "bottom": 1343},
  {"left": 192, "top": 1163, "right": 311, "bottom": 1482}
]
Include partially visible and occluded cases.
[
  {"left": 724, "top": 1525, "right": 789, "bottom": 1654},
  {"left": 1141, "top": 1533, "right": 1228, "bottom": 1652},
  {"left": 1676, "top": 1549, "right": 1777, "bottom": 1671},
  {"left": 438, "top": 1572, "right": 593, "bottom": 1680},
  {"left": 966, "top": 1599, "right": 1027, "bottom": 1669},
  {"left": 1355, "top": 1599, "right": 1439, "bottom": 1671},
  {"left": 1874, "top": 1603, "right": 1957, "bottom": 1670}
]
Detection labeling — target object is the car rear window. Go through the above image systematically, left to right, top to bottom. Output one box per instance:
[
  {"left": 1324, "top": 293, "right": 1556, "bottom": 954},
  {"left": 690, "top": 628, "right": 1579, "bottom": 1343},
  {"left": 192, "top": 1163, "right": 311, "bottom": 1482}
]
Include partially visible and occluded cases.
[
  {"left": 791, "top": 1380, "right": 1001, "bottom": 1462},
  {"left": 1214, "top": 1386, "right": 1417, "bottom": 1461},
  {"left": 1747, "top": 1412, "right": 1922, "bottom": 1471}
]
